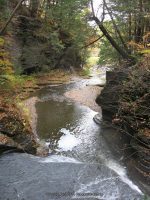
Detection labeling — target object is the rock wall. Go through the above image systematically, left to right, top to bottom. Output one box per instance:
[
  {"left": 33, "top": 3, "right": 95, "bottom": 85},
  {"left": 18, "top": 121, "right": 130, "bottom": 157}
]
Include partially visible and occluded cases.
[
  {"left": 12, "top": 16, "right": 82, "bottom": 74},
  {"left": 96, "top": 67, "right": 150, "bottom": 182},
  {"left": 96, "top": 70, "right": 129, "bottom": 120},
  {"left": 0, "top": 105, "right": 37, "bottom": 154}
]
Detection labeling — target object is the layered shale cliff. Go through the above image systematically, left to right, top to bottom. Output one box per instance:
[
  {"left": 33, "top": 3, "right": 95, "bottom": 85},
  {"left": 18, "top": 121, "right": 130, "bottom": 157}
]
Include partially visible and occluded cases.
[{"left": 96, "top": 60, "right": 150, "bottom": 183}]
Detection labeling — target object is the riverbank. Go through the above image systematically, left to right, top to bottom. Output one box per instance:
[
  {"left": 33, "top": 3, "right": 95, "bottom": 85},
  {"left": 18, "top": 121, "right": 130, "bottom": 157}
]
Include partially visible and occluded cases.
[
  {"left": 1, "top": 68, "right": 99, "bottom": 155},
  {"left": 0, "top": 70, "right": 73, "bottom": 155},
  {"left": 22, "top": 73, "right": 103, "bottom": 148},
  {"left": 23, "top": 76, "right": 103, "bottom": 139},
  {"left": 64, "top": 85, "right": 102, "bottom": 112}
]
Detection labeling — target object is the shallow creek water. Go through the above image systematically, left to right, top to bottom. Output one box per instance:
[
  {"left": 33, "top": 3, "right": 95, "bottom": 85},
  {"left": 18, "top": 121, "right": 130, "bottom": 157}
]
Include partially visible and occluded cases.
[{"left": 0, "top": 68, "right": 144, "bottom": 200}]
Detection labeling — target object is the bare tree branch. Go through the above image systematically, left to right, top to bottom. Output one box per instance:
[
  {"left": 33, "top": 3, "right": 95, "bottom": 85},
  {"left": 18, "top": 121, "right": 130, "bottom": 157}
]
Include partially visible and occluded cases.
[
  {"left": 91, "top": 0, "right": 95, "bottom": 17},
  {"left": 101, "top": 0, "right": 105, "bottom": 22},
  {"left": 82, "top": 34, "right": 104, "bottom": 49}
]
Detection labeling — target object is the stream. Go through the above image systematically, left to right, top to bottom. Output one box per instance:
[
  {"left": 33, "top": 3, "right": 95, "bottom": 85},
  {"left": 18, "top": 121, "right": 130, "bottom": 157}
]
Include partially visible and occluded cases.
[{"left": 0, "top": 67, "right": 144, "bottom": 200}]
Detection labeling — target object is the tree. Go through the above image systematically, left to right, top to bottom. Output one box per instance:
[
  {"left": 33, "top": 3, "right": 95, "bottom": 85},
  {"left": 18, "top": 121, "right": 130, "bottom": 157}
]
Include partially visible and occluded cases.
[
  {"left": 0, "top": 0, "right": 24, "bottom": 35},
  {"left": 30, "top": 0, "right": 39, "bottom": 17},
  {"left": 90, "top": 0, "right": 135, "bottom": 65},
  {"left": 90, "top": 0, "right": 150, "bottom": 65},
  {"left": 103, "top": 0, "right": 129, "bottom": 52},
  {"left": 107, "top": 0, "right": 150, "bottom": 43}
]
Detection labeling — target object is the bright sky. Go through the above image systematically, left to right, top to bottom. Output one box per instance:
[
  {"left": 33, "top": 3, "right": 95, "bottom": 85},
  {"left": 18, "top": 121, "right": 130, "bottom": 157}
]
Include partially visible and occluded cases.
[
  {"left": 90, "top": 0, "right": 110, "bottom": 25},
  {"left": 93, "top": 0, "right": 103, "bottom": 8},
  {"left": 94, "top": 0, "right": 110, "bottom": 17}
]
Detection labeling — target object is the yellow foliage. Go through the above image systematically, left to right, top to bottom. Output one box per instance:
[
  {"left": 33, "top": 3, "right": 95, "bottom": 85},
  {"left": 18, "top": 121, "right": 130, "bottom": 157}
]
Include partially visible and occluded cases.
[
  {"left": 142, "top": 32, "right": 150, "bottom": 50},
  {"left": 143, "top": 32, "right": 150, "bottom": 45},
  {"left": 128, "top": 33, "right": 150, "bottom": 55},
  {"left": 0, "top": 37, "right": 5, "bottom": 47},
  {"left": 0, "top": 37, "right": 14, "bottom": 75},
  {"left": 128, "top": 41, "right": 144, "bottom": 50},
  {"left": 141, "top": 49, "right": 150, "bottom": 54},
  {"left": 0, "top": 51, "right": 8, "bottom": 58},
  {"left": 0, "top": 59, "right": 14, "bottom": 75},
  {"left": 0, "top": 59, "right": 12, "bottom": 67}
]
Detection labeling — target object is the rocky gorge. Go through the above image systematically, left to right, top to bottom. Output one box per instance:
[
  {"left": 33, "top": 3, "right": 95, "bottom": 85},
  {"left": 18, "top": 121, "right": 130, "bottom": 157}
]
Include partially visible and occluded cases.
[
  {"left": 0, "top": 0, "right": 150, "bottom": 198},
  {"left": 96, "top": 62, "right": 150, "bottom": 191},
  {"left": 0, "top": 66, "right": 149, "bottom": 199}
]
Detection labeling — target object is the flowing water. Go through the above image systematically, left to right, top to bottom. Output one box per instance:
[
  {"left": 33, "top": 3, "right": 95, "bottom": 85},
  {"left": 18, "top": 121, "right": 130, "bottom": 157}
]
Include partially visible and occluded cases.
[{"left": 0, "top": 67, "right": 144, "bottom": 200}]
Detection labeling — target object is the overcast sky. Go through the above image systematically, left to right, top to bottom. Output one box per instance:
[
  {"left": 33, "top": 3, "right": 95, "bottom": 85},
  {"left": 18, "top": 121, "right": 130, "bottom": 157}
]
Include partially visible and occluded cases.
[
  {"left": 89, "top": 0, "right": 110, "bottom": 26},
  {"left": 93, "top": 0, "right": 102, "bottom": 8}
]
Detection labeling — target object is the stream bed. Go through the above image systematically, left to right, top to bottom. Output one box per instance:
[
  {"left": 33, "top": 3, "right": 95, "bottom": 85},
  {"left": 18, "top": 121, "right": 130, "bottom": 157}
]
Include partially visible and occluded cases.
[{"left": 0, "top": 68, "right": 144, "bottom": 200}]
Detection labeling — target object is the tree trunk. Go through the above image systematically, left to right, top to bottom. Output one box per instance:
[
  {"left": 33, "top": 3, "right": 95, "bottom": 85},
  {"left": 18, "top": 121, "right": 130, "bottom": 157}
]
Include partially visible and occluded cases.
[
  {"left": 0, "top": 0, "right": 24, "bottom": 35},
  {"left": 30, "top": 0, "right": 39, "bottom": 17},
  {"left": 90, "top": 0, "right": 135, "bottom": 65},
  {"left": 103, "top": 0, "right": 129, "bottom": 52},
  {"left": 135, "top": 0, "right": 144, "bottom": 42},
  {"left": 128, "top": 12, "right": 132, "bottom": 41},
  {"left": 93, "top": 16, "right": 135, "bottom": 64}
]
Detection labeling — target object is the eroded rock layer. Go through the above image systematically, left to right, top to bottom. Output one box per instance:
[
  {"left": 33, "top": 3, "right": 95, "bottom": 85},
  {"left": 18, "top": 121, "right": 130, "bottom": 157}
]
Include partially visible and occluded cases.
[
  {"left": 96, "top": 67, "right": 150, "bottom": 181},
  {"left": 0, "top": 105, "right": 37, "bottom": 154}
]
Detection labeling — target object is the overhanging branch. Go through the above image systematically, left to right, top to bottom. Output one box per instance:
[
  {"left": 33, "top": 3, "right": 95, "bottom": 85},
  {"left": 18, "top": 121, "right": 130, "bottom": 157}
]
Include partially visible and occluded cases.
[{"left": 82, "top": 34, "right": 104, "bottom": 49}]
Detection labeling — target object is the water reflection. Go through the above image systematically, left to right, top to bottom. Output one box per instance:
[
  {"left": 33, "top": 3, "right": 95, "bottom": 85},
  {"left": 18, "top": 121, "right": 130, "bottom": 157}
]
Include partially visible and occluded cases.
[
  {"left": 35, "top": 90, "right": 100, "bottom": 156},
  {"left": 36, "top": 100, "right": 76, "bottom": 139}
]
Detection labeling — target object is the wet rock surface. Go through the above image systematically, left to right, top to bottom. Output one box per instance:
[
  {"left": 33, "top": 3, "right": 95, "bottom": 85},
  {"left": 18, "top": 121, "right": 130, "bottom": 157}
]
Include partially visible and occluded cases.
[
  {"left": 93, "top": 113, "right": 102, "bottom": 125},
  {"left": 0, "top": 153, "right": 143, "bottom": 200}
]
